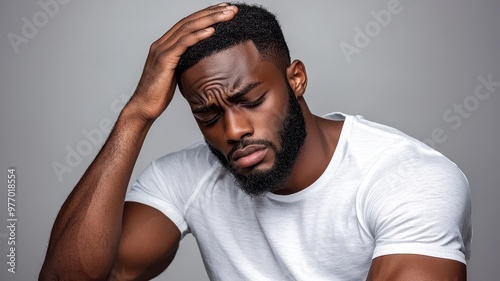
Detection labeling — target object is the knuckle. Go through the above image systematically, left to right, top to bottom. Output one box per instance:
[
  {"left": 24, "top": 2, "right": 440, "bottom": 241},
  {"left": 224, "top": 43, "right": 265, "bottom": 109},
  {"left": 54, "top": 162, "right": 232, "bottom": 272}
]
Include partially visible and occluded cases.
[
  {"left": 209, "top": 11, "right": 221, "bottom": 19},
  {"left": 205, "top": 12, "right": 220, "bottom": 23},
  {"left": 176, "top": 35, "right": 189, "bottom": 47},
  {"left": 150, "top": 39, "right": 166, "bottom": 53},
  {"left": 150, "top": 41, "right": 158, "bottom": 51},
  {"left": 149, "top": 48, "right": 161, "bottom": 61}
]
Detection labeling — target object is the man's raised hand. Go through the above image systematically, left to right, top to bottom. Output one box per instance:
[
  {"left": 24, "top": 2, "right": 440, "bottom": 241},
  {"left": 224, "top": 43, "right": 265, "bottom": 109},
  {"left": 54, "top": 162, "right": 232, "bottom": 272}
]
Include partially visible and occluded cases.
[{"left": 129, "top": 3, "right": 238, "bottom": 122}]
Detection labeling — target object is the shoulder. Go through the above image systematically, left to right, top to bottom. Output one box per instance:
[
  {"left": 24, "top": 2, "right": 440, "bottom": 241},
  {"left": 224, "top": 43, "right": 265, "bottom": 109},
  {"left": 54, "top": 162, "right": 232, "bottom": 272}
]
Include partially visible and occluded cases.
[
  {"left": 325, "top": 113, "right": 429, "bottom": 168},
  {"left": 326, "top": 113, "right": 472, "bottom": 263},
  {"left": 338, "top": 113, "right": 466, "bottom": 180},
  {"left": 347, "top": 114, "right": 470, "bottom": 210},
  {"left": 350, "top": 115, "right": 469, "bottom": 195},
  {"left": 347, "top": 117, "right": 472, "bottom": 263},
  {"left": 130, "top": 141, "right": 221, "bottom": 204},
  {"left": 153, "top": 142, "right": 218, "bottom": 177}
]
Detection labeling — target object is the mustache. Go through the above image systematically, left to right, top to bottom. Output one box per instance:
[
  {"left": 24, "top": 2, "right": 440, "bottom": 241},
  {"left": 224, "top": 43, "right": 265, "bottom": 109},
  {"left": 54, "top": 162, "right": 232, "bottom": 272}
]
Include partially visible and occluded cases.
[{"left": 227, "top": 139, "right": 277, "bottom": 162}]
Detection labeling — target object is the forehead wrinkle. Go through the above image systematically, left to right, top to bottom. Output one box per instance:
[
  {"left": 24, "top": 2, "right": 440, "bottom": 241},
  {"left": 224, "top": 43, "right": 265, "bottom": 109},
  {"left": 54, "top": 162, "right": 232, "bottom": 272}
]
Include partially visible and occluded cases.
[
  {"left": 186, "top": 72, "right": 224, "bottom": 95},
  {"left": 187, "top": 79, "right": 223, "bottom": 105},
  {"left": 202, "top": 84, "right": 225, "bottom": 103},
  {"left": 192, "top": 85, "right": 226, "bottom": 110},
  {"left": 202, "top": 86, "right": 229, "bottom": 108},
  {"left": 200, "top": 90, "right": 211, "bottom": 105}
]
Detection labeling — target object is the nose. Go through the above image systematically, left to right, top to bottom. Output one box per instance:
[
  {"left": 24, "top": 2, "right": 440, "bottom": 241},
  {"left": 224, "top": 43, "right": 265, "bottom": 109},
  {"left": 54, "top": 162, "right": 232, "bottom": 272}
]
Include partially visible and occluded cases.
[{"left": 224, "top": 108, "right": 253, "bottom": 143}]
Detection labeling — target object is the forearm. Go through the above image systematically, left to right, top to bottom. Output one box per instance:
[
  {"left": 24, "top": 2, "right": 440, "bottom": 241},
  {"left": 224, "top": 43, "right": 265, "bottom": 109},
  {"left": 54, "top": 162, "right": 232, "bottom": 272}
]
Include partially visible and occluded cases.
[{"left": 40, "top": 103, "right": 153, "bottom": 280}]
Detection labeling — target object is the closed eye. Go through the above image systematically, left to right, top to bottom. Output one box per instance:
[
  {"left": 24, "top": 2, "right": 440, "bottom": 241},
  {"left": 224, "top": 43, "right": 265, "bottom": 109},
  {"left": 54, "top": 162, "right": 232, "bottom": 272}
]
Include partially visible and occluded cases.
[
  {"left": 241, "top": 93, "right": 266, "bottom": 108},
  {"left": 194, "top": 106, "right": 222, "bottom": 127},
  {"left": 194, "top": 112, "right": 221, "bottom": 127},
  {"left": 200, "top": 115, "right": 220, "bottom": 127}
]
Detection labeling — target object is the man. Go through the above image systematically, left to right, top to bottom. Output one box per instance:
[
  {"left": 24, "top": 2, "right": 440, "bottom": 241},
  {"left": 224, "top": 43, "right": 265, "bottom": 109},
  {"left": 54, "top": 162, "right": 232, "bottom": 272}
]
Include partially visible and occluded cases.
[{"left": 39, "top": 3, "right": 471, "bottom": 280}]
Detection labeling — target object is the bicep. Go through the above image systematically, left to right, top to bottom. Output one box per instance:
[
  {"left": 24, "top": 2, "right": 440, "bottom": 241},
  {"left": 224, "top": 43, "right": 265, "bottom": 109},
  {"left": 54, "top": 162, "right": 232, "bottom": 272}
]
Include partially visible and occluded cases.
[
  {"left": 109, "top": 202, "right": 181, "bottom": 280},
  {"left": 366, "top": 254, "right": 466, "bottom": 281}
]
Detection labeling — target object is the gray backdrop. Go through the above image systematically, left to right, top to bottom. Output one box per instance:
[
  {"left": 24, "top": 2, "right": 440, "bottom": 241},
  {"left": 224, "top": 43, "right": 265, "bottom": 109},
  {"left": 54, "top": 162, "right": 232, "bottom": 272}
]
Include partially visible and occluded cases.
[{"left": 1, "top": 0, "right": 499, "bottom": 280}]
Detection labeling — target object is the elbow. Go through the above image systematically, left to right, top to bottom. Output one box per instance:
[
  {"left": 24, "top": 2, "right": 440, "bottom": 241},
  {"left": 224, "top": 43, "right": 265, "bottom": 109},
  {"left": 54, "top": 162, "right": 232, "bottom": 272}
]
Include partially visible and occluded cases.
[
  {"left": 39, "top": 260, "right": 61, "bottom": 281},
  {"left": 39, "top": 263, "right": 64, "bottom": 281}
]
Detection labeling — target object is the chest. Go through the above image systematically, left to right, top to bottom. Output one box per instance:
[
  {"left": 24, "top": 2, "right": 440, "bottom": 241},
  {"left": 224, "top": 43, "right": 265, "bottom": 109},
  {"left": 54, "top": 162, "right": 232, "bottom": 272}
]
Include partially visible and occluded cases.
[{"left": 185, "top": 178, "right": 374, "bottom": 280}]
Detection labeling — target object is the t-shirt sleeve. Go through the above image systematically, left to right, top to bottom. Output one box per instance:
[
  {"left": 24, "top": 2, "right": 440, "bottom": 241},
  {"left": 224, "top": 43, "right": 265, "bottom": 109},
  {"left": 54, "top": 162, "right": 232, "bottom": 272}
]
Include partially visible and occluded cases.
[
  {"left": 358, "top": 141, "right": 472, "bottom": 264},
  {"left": 125, "top": 144, "right": 211, "bottom": 238},
  {"left": 126, "top": 160, "right": 189, "bottom": 237}
]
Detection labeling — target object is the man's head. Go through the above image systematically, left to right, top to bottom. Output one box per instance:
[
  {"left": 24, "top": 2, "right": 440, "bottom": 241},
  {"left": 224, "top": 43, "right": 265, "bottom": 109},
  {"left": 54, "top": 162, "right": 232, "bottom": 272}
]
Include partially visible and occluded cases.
[
  {"left": 175, "top": 3, "right": 291, "bottom": 84},
  {"left": 177, "top": 3, "right": 309, "bottom": 197}
]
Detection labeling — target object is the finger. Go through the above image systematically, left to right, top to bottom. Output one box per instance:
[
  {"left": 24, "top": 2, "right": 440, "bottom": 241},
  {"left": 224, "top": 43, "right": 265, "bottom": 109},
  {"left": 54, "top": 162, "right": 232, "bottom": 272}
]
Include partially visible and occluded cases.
[
  {"left": 170, "top": 3, "right": 232, "bottom": 35},
  {"left": 154, "top": 4, "right": 237, "bottom": 49},
  {"left": 165, "top": 5, "right": 237, "bottom": 46},
  {"left": 152, "top": 7, "right": 237, "bottom": 62},
  {"left": 165, "top": 7, "right": 237, "bottom": 48},
  {"left": 156, "top": 27, "right": 216, "bottom": 72}
]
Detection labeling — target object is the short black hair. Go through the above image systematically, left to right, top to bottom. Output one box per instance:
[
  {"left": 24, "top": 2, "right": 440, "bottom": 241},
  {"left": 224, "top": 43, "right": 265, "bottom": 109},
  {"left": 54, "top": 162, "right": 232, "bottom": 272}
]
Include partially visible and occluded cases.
[{"left": 175, "top": 3, "right": 291, "bottom": 84}]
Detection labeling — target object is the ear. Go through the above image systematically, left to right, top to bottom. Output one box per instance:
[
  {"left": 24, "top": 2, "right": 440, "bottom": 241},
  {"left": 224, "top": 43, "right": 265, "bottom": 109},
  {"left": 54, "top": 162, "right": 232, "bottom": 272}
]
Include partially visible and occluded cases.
[{"left": 286, "top": 59, "right": 308, "bottom": 98}]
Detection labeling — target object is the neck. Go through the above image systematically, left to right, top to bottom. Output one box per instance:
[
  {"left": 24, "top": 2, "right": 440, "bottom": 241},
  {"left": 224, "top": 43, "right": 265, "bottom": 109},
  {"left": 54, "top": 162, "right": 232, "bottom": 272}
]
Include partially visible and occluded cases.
[{"left": 273, "top": 101, "right": 343, "bottom": 195}]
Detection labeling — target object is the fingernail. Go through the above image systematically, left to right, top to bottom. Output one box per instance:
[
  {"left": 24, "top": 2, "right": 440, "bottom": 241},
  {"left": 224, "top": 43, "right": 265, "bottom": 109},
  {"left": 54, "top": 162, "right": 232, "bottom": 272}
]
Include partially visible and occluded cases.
[{"left": 217, "top": 2, "right": 228, "bottom": 6}]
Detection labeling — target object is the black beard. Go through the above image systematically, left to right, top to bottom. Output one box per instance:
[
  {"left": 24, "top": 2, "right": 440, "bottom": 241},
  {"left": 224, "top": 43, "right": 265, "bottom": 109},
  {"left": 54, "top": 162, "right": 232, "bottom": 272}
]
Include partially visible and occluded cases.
[{"left": 207, "top": 84, "right": 307, "bottom": 197}]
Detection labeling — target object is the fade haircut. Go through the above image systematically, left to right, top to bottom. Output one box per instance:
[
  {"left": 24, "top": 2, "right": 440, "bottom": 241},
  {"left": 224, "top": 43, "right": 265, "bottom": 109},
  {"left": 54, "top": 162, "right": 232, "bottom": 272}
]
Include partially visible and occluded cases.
[{"left": 175, "top": 3, "right": 291, "bottom": 84}]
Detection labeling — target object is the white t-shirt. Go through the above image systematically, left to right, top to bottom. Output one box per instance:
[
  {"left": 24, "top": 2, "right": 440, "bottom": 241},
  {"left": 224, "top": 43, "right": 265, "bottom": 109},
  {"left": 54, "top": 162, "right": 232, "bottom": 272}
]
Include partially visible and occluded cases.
[{"left": 126, "top": 113, "right": 472, "bottom": 281}]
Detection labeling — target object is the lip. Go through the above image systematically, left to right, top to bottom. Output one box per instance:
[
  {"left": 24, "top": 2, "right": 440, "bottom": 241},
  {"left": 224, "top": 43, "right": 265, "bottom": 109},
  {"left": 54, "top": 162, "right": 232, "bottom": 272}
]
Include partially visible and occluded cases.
[{"left": 231, "top": 144, "right": 268, "bottom": 169}]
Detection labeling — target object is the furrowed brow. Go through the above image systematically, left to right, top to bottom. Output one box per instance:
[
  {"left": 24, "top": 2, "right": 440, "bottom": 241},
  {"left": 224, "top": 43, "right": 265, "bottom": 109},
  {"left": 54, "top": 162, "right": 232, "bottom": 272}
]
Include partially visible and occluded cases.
[
  {"left": 191, "top": 82, "right": 262, "bottom": 113},
  {"left": 228, "top": 82, "right": 262, "bottom": 102}
]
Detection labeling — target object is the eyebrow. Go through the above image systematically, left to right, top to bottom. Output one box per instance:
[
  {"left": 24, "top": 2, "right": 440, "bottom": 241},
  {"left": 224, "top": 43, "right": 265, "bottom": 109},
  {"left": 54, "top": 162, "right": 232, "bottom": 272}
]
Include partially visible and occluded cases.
[
  {"left": 192, "top": 82, "right": 262, "bottom": 114},
  {"left": 227, "top": 82, "right": 262, "bottom": 102}
]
